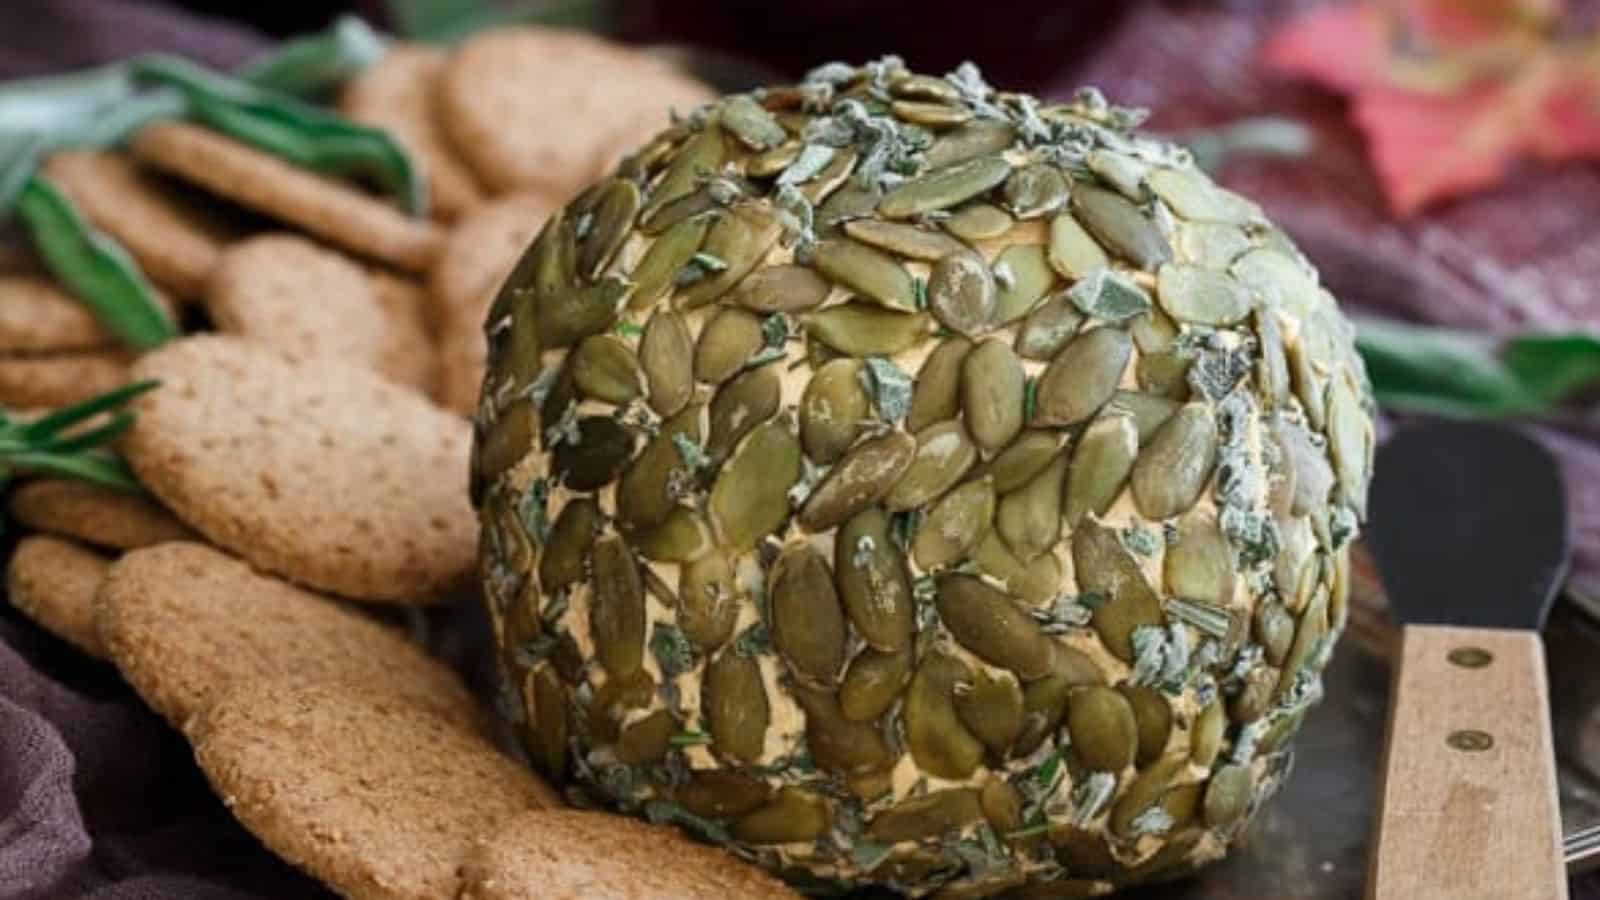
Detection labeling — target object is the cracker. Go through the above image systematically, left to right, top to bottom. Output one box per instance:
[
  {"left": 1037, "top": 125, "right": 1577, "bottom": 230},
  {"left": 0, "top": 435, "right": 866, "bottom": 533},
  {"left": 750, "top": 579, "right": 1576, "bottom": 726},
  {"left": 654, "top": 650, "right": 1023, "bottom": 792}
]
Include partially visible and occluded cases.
[
  {"left": 438, "top": 28, "right": 714, "bottom": 196},
  {"left": 339, "top": 44, "right": 485, "bottom": 223},
  {"left": 130, "top": 122, "right": 444, "bottom": 274},
  {"left": 41, "top": 150, "right": 246, "bottom": 300},
  {"left": 429, "top": 193, "right": 558, "bottom": 414},
  {"left": 207, "top": 234, "right": 431, "bottom": 392},
  {"left": 369, "top": 271, "right": 438, "bottom": 397},
  {"left": 0, "top": 274, "right": 120, "bottom": 352},
  {"left": 122, "top": 335, "right": 477, "bottom": 603},
  {"left": 0, "top": 348, "right": 133, "bottom": 408},
  {"left": 8, "top": 478, "right": 198, "bottom": 550},
  {"left": 6, "top": 535, "right": 112, "bottom": 659},
  {"left": 98, "top": 541, "right": 482, "bottom": 734},
  {"left": 193, "top": 681, "right": 557, "bottom": 900},
  {"left": 459, "top": 810, "right": 802, "bottom": 900}
]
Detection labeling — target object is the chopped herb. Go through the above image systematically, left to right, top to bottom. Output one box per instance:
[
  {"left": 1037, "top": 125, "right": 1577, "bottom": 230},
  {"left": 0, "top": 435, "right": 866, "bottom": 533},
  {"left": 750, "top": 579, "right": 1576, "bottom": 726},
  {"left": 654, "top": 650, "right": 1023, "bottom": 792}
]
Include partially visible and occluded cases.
[
  {"left": 773, "top": 183, "right": 816, "bottom": 255},
  {"left": 992, "top": 260, "right": 1016, "bottom": 291},
  {"left": 1065, "top": 267, "right": 1152, "bottom": 322},
  {"left": 912, "top": 276, "right": 928, "bottom": 310},
  {"left": 614, "top": 321, "right": 645, "bottom": 337},
  {"left": 859, "top": 356, "right": 913, "bottom": 423},
  {"left": 1022, "top": 376, "right": 1038, "bottom": 422},
  {"left": 671, "top": 432, "right": 713, "bottom": 472},
  {"left": 519, "top": 478, "right": 551, "bottom": 543},
  {"left": 1329, "top": 505, "right": 1359, "bottom": 550},
  {"left": 889, "top": 509, "right": 922, "bottom": 553},
  {"left": 1120, "top": 524, "right": 1160, "bottom": 557},
  {"left": 851, "top": 535, "right": 877, "bottom": 569},
  {"left": 542, "top": 588, "right": 569, "bottom": 627},
  {"left": 1079, "top": 590, "right": 1109, "bottom": 610},
  {"left": 1032, "top": 595, "right": 1096, "bottom": 633},
  {"left": 1165, "top": 597, "right": 1235, "bottom": 641},
  {"left": 734, "top": 620, "right": 772, "bottom": 657},
  {"left": 649, "top": 622, "right": 695, "bottom": 678},
  {"left": 1130, "top": 622, "right": 1193, "bottom": 692},
  {"left": 669, "top": 730, "right": 712, "bottom": 747},
  {"left": 1070, "top": 771, "right": 1116, "bottom": 826},
  {"left": 643, "top": 798, "right": 732, "bottom": 845},
  {"left": 1129, "top": 806, "right": 1175, "bottom": 837},
  {"left": 849, "top": 841, "right": 894, "bottom": 872}
]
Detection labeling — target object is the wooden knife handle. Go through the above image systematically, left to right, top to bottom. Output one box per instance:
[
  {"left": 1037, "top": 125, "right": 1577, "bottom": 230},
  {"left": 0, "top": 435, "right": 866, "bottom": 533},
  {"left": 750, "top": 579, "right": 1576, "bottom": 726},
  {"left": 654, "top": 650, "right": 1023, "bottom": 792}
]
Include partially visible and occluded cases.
[{"left": 1368, "top": 624, "right": 1566, "bottom": 900}]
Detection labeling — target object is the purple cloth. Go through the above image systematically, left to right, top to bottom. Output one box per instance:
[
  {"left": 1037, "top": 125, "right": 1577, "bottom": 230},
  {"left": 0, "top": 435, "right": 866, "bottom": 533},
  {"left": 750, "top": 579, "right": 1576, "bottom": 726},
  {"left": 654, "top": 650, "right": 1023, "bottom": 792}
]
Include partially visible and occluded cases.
[{"left": 3, "top": 1, "right": 1600, "bottom": 898}]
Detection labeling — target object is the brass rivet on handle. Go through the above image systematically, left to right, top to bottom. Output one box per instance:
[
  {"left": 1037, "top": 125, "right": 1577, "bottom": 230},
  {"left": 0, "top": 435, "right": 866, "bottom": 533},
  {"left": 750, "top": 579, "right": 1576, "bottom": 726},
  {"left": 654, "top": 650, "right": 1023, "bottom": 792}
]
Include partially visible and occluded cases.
[
  {"left": 1447, "top": 646, "right": 1494, "bottom": 669},
  {"left": 1446, "top": 729, "right": 1494, "bottom": 752}
]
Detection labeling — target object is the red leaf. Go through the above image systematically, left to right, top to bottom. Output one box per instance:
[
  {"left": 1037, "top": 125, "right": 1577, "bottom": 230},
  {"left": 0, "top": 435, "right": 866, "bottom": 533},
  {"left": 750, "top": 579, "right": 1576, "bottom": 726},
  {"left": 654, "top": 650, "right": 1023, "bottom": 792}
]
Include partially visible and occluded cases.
[{"left": 1262, "top": 4, "right": 1390, "bottom": 92}]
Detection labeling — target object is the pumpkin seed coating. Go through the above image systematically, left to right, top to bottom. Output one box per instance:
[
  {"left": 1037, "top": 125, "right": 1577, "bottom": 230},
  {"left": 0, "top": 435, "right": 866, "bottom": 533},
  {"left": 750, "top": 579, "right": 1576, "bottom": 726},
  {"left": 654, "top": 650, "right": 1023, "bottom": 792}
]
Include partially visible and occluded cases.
[
  {"left": 880, "top": 155, "right": 1013, "bottom": 219},
  {"left": 1071, "top": 185, "right": 1173, "bottom": 269},
  {"left": 845, "top": 219, "right": 969, "bottom": 261},
  {"left": 812, "top": 238, "right": 919, "bottom": 312},
  {"left": 927, "top": 250, "right": 996, "bottom": 336},
  {"left": 730, "top": 263, "right": 832, "bottom": 313},
  {"left": 639, "top": 308, "right": 694, "bottom": 416},
  {"left": 695, "top": 308, "right": 765, "bottom": 385},
  {"left": 1033, "top": 327, "right": 1132, "bottom": 427},
  {"left": 906, "top": 336, "right": 970, "bottom": 432},
  {"left": 961, "top": 339, "right": 1025, "bottom": 454},
  {"left": 800, "top": 358, "right": 872, "bottom": 464},
  {"left": 1131, "top": 402, "right": 1218, "bottom": 519},
  {"left": 1064, "top": 413, "right": 1138, "bottom": 525},
  {"left": 710, "top": 416, "right": 801, "bottom": 550},
  {"left": 800, "top": 431, "right": 916, "bottom": 532},
  {"left": 835, "top": 507, "right": 914, "bottom": 652},
  {"left": 590, "top": 536, "right": 645, "bottom": 676},
  {"left": 771, "top": 545, "right": 847, "bottom": 685},
  {"left": 934, "top": 574, "right": 1056, "bottom": 679},
  {"left": 839, "top": 647, "right": 912, "bottom": 722},
  {"left": 904, "top": 649, "right": 985, "bottom": 780},
  {"left": 706, "top": 650, "right": 769, "bottom": 762},
  {"left": 1067, "top": 686, "right": 1138, "bottom": 772}
]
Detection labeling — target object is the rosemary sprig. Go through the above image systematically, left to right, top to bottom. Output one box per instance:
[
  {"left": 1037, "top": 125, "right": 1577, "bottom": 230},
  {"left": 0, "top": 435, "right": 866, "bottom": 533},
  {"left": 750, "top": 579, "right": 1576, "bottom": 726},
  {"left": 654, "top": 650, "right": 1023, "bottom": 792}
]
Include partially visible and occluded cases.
[{"left": 0, "top": 379, "right": 159, "bottom": 493}]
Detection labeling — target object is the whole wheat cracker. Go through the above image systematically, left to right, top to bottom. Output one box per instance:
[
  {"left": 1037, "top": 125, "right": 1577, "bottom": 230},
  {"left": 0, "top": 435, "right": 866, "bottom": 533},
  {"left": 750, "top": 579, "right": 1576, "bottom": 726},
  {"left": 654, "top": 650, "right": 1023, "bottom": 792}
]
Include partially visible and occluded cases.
[
  {"left": 438, "top": 28, "right": 714, "bottom": 197},
  {"left": 339, "top": 44, "right": 485, "bottom": 222},
  {"left": 130, "top": 122, "right": 444, "bottom": 274},
  {"left": 207, "top": 233, "right": 432, "bottom": 392},
  {"left": 369, "top": 270, "right": 439, "bottom": 398},
  {"left": 0, "top": 274, "right": 122, "bottom": 352},
  {"left": 121, "top": 335, "right": 477, "bottom": 603},
  {"left": 0, "top": 348, "right": 133, "bottom": 408},
  {"left": 8, "top": 478, "right": 198, "bottom": 550},
  {"left": 6, "top": 535, "right": 112, "bottom": 659},
  {"left": 97, "top": 541, "right": 482, "bottom": 734},
  {"left": 193, "top": 681, "right": 558, "bottom": 900},
  {"left": 459, "top": 809, "right": 803, "bottom": 900}
]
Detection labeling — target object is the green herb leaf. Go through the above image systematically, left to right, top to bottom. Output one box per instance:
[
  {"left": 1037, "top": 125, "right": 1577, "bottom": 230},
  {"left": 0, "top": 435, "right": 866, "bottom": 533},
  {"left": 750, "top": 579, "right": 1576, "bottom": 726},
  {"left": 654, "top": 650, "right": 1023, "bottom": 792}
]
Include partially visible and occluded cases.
[
  {"left": 387, "top": 0, "right": 614, "bottom": 43},
  {"left": 238, "top": 15, "right": 388, "bottom": 99},
  {"left": 16, "top": 177, "right": 176, "bottom": 348},
  {"left": 16, "top": 378, "right": 159, "bottom": 443},
  {"left": 0, "top": 450, "right": 142, "bottom": 492}
]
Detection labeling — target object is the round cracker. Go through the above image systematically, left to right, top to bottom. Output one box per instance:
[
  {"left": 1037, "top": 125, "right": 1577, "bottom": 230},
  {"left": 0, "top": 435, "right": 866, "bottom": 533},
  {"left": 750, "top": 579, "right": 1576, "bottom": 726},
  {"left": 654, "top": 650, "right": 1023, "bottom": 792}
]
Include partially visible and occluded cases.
[
  {"left": 438, "top": 28, "right": 714, "bottom": 196},
  {"left": 340, "top": 44, "right": 485, "bottom": 222},
  {"left": 130, "top": 122, "right": 443, "bottom": 274},
  {"left": 41, "top": 150, "right": 243, "bottom": 300},
  {"left": 429, "top": 193, "right": 558, "bottom": 414},
  {"left": 207, "top": 234, "right": 431, "bottom": 392},
  {"left": 369, "top": 271, "right": 439, "bottom": 397},
  {"left": 0, "top": 274, "right": 121, "bottom": 352},
  {"left": 122, "top": 335, "right": 476, "bottom": 602},
  {"left": 0, "top": 349, "right": 133, "bottom": 408},
  {"left": 8, "top": 478, "right": 198, "bottom": 550},
  {"left": 6, "top": 535, "right": 111, "bottom": 659},
  {"left": 98, "top": 541, "right": 480, "bottom": 733},
  {"left": 194, "top": 681, "right": 557, "bottom": 900},
  {"left": 459, "top": 810, "right": 802, "bottom": 900}
]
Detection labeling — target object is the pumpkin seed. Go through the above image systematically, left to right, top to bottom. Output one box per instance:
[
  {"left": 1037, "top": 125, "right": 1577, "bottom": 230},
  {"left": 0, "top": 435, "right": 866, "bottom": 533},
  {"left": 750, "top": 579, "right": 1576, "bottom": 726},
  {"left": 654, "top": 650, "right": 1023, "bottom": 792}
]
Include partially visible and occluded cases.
[
  {"left": 890, "top": 73, "right": 961, "bottom": 104},
  {"left": 722, "top": 95, "right": 786, "bottom": 150},
  {"left": 891, "top": 99, "right": 974, "bottom": 128},
  {"left": 924, "top": 120, "right": 1016, "bottom": 169},
  {"left": 641, "top": 125, "right": 725, "bottom": 224},
  {"left": 747, "top": 139, "right": 801, "bottom": 178},
  {"left": 797, "top": 146, "right": 858, "bottom": 204},
  {"left": 1085, "top": 149, "right": 1149, "bottom": 201},
  {"left": 880, "top": 155, "right": 1013, "bottom": 219},
  {"left": 1004, "top": 164, "right": 1070, "bottom": 219},
  {"left": 1147, "top": 166, "right": 1255, "bottom": 224},
  {"left": 579, "top": 178, "right": 641, "bottom": 279},
  {"left": 816, "top": 183, "right": 882, "bottom": 233},
  {"left": 1071, "top": 185, "right": 1172, "bottom": 270},
  {"left": 641, "top": 186, "right": 723, "bottom": 236},
  {"left": 945, "top": 203, "right": 1014, "bottom": 241},
  {"left": 680, "top": 204, "right": 781, "bottom": 309},
  {"left": 487, "top": 209, "right": 562, "bottom": 328},
  {"left": 1047, "top": 211, "right": 1111, "bottom": 281},
  {"left": 628, "top": 212, "right": 710, "bottom": 312},
  {"left": 844, "top": 218, "right": 969, "bottom": 261},
  {"left": 1176, "top": 221, "right": 1253, "bottom": 270},
  {"left": 812, "top": 238, "right": 918, "bottom": 312},
  {"left": 991, "top": 244, "right": 1055, "bottom": 324},
  {"left": 1231, "top": 247, "right": 1318, "bottom": 319},
  {"left": 927, "top": 250, "right": 996, "bottom": 335},
  {"left": 730, "top": 263, "right": 832, "bottom": 312},
  {"left": 1156, "top": 263, "right": 1251, "bottom": 326},
  {"left": 537, "top": 275, "right": 629, "bottom": 348},
  {"left": 1014, "top": 293, "right": 1085, "bottom": 361},
  {"left": 805, "top": 302, "right": 929, "bottom": 357},
  {"left": 695, "top": 307, "right": 765, "bottom": 384},
  {"left": 1130, "top": 307, "right": 1179, "bottom": 354},
  {"left": 1254, "top": 307, "right": 1291, "bottom": 409},
  {"left": 639, "top": 308, "right": 694, "bottom": 417},
  {"left": 1032, "top": 327, "right": 1132, "bottom": 427},
  {"left": 1288, "top": 333, "right": 1327, "bottom": 430},
  {"left": 571, "top": 334, "right": 643, "bottom": 404},
  {"left": 906, "top": 335, "right": 971, "bottom": 432},
  {"left": 961, "top": 339, "right": 1026, "bottom": 453},
  {"left": 1136, "top": 350, "right": 1191, "bottom": 400},
  {"left": 800, "top": 358, "right": 872, "bottom": 464},
  {"left": 706, "top": 365, "right": 781, "bottom": 462},
  {"left": 1327, "top": 377, "right": 1370, "bottom": 515},
  {"left": 1109, "top": 390, "right": 1178, "bottom": 442},
  {"left": 476, "top": 400, "right": 534, "bottom": 486},
  {"left": 1131, "top": 402, "right": 1217, "bottom": 519},
  {"left": 616, "top": 405, "right": 700, "bottom": 528},
  {"left": 1064, "top": 413, "right": 1138, "bottom": 525},
  {"left": 710, "top": 416, "right": 801, "bottom": 550},
  {"left": 552, "top": 417, "right": 635, "bottom": 491},
  {"left": 887, "top": 421, "right": 979, "bottom": 510},
  {"left": 799, "top": 431, "right": 916, "bottom": 532},
  {"left": 982, "top": 432, "right": 1061, "bottom": 494},
  {"left": 996, "top": 451, "right": 1067, "bottom": 562},
  {"left": 913, "top": 477, "right": 996, "bottom": 570},
  {"left": 539, "top": 498, "right": 598, "bottom": 591},
  {"left": 834, "top": 506, "right": 914, "bottom": 652},
  {"left": 631, "top": 507, "right": 714, "bottom": 563},
  {"left": 1164, "top": 510, "right": 1236, "bottom": 604},
  {"left": 1072, "top": 522, "right": 1163, "bottom": 662},
  {"left": 971, "top": 531, "right": 1062, "bottom": 607},
  {"left": 591, "top": 535, "right": 646, "bottom": 676},
  {"left": 771, "top": 545, "right": 847, "bottom": 685},
  {"left": 680, "top": 549, "right": 743, "bottom": 650},
  {"left": 935, "top": 574, "right": 1056, "bottom": 679},
  {"left": 1278, "top": 586, "right": 1329, "bottom": 697},
  {"left": 1255, "top": 600, "right": 1296, "bottom": 667},
  {"left": 839, "top": 647, "right": 912, "bottom": 722},
  {"left": 705, "top": 649, "right": 769, "bottom": 762},
  {"left": 904, "top": 649, "right": 985, "bottom": 779},
  {"left": 528, "top": 665, "right": 567, "bottom": 778},
  {"left": 1229, "top": 665, "right": 1277, "bottom": 724},
  {"left": 588, "top": 668, "right": 656, "bottom": 743},
  {"left": 955, "top": 668, "right": 1025, "bottom": 753},
  {"left": 1013, "top": 674, "right": 1071, "bottom": 757},
  {"left": 791, "top": 683, "right": 894, "bottom": 775},
  {"left": 1119, "top": 684, "right": 1173, "bottom": 765},
  {"left": 1067, "top": 686, "right": 1138, "bottom": 771},
  {"left": 1190, "top": 699, "right": 1227, "bottom": 768},
  {"left": 1109, "top": 754, "right": 1187, "bottom": 838},
  {"left": 1203, "top": 764, "right": 1254, "bottom": 827},
  {"left": 671, "top": 770, "right": 773, "bottom": 820},
  {"left": 1158, "top": 783, "right": 1203, "bottom": 832},
  {"left": 732, "top": 787, "right": 831, "bottom": 844},
  {"left": 867, "top": 789, "right": 985, "bottom": 842}
]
